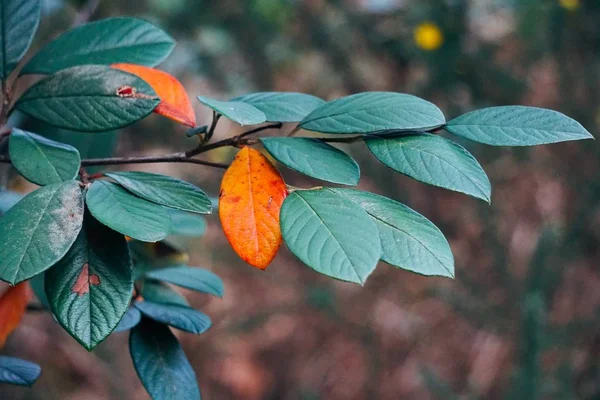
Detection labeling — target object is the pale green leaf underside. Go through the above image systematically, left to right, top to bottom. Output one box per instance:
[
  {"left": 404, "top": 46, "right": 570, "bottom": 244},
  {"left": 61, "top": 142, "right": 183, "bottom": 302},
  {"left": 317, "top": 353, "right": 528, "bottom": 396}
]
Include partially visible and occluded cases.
[
  {"left": 0, "top": 0, "right": 40, "bottom": 78},
  {"left": 21, "top": 17, "right": 174, "bottom": 75},
  {"left": 16, "top": 65, "right": 159, "bottom": 132},
  {"left": 232, "top": 92, "right": 325, "bottom": 122},
  {"left": 299, "top": 92, "right": 446, "bottom": 134},
  {"left": 197, "top": 96, "right": 266, "bottom": 126},
  {"left": 446, "top": 106, "right": 593, "bottom": 146},
  {"left": 9, "top": 128, "right": 81, "bottom": 185},
  {"left": 367, "top": 133, "right": 491, "bottom": 202},
  {"left": 261, "top": 137, "right": 360, "bottom": 185},
  {"left": 105, "top": 171, "right": 211, "bottom": 214},
  {"left": 86, "top": 180, "right": 171, "bottom": 242},
  {"left": 0, "top": 181, "right": 84, "bottom": 284},
  {"left": 280, "top": 189, "right": 381, "bottom": 285},
  {"left": 332, "top": 189, "right": 454, "bottom": 278},
  {"left": 168, "top": 209, "right": 207, "bottom": 237},
  {"left": 45, "top": 217, "right": 134, "bottom": 350},
  {"left": 145, "top": 266, "right": 224, "bottom": 298},
  {"left": 142, "top": 281, "right": 190, "bottom": 307},
  {"left": 135, "top": 301, "right": 211, "bottom": 334},
  {"left": 114, "top": 306, "right": 142, "bottom": 333},
  {"left": 130, "top": 318, "right": 201, "bottom": 400},
  {"left": 0, "top": 356, "right": 41, "bottom": 387}
]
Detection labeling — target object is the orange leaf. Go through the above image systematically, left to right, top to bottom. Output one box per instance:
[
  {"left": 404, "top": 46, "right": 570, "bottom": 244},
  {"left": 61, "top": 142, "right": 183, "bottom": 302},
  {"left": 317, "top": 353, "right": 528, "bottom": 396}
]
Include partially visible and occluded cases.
[
  {"left": 111, "top": 63, "right": 196, "bottom": 127},
  {"left": 219, "top": 147, "right": 288, "bottom": 269},
  {"left": 0, "top": 282, "right": 31, "bottom": 349}
]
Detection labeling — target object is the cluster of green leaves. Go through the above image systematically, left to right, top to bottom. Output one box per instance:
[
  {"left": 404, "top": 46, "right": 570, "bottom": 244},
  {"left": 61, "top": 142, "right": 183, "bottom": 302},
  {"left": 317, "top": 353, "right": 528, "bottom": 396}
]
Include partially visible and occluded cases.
[
  {"left": 0, "top": 0, "right": 593, "bottom": 398},
  {"left": 0, "top": 3, "right": 223, "bottom": 396},
  {"left": 198, "top": 91, "right": 592, "bottom": 284}
]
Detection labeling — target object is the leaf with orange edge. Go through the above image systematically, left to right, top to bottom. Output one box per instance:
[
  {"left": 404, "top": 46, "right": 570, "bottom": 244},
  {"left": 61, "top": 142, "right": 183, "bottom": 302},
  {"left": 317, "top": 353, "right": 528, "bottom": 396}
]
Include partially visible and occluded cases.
[
  {"left": 112, "top": 63, "right": 196, "bottom": 127},
  {"left": 219, "top": 147, "right": 287, "bottom": 269},
  {"left": 0, "top": 283, "right": 31, "bottom": 349}
]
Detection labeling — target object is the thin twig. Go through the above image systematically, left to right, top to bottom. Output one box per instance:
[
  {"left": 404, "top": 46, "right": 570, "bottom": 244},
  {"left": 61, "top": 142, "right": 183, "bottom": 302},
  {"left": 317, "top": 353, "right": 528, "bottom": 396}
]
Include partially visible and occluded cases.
[
  {"left": 186, "top": 122, "right": 282, "bottom": 157},
  {"left": 81, "top": 155, "right": 229, "bottom": 168},
  {"left": 79, "top": 168, "right": 90, "bottom": 184}
]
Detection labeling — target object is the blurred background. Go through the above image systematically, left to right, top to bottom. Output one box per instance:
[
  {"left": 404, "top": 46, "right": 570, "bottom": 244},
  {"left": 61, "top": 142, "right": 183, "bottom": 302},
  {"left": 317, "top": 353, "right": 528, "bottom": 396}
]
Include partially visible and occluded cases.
[{"left": 1, "top": 0, "right": 600, "bottom": 399}]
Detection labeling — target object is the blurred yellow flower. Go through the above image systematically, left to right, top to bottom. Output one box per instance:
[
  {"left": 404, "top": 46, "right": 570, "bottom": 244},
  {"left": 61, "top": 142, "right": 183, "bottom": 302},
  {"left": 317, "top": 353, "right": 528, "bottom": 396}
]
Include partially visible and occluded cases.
[
  {"left": 559, "top": 0, "right": 580, "bottom": 11},
  {"left": 414, "top": 22, "right": 444, "bottom": 51}
]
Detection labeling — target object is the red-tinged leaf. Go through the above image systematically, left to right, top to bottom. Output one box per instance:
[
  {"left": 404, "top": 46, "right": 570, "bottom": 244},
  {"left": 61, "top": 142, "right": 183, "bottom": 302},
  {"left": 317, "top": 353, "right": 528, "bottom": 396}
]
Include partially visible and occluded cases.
[
  {"left": 111, "top": 63, "right": 196, "bottom": 127},
  {"left": 219, "top": 147, "right": 287, "bottom": 269},
  {"left": 71, "top": 263, "right": 101, "bottom": 297},
  {"left": 0, "top": 283, "right": 31, "bottom": 349}
]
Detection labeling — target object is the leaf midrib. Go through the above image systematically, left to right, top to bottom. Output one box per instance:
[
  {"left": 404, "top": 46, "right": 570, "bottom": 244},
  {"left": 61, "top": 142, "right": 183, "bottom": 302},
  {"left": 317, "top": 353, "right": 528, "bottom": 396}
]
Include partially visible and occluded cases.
[
  {"left": 394, "top": 139, "right": 489, "bottom": 199},
  {"left": 9, "top": 185, "right": 61, "bottom": 282},
  {"left": 295, "top": 192, "right": 362, "bottom": 283},
  {"left": 367, "top": 212, "right": 452, "bottom": 276}
]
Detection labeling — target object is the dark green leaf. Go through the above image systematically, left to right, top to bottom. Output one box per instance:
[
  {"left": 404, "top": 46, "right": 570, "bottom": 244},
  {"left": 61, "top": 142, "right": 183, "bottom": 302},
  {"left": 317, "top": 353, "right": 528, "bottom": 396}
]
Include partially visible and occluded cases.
[
  {"left": 0, "top": 0, "right": 40, "bottom": 78},
  {"left": 21, "top": 17, "right": 175, "bottom": 75},
  {"left": 16, "top": 65, "right": 159, "bottom": 132},
  {"left": 232, "top": 92, "right": 325, "bottom": 122},
  {"left": 299, "top": 92, "right": 445, "bottom": 134},
  {"left": 197, "top": 96, "right": 266, "bottom": 126},
  {"left": 445, "top": 106, "right": 593, "bottom": 146},
  {"left": 9, "top": 128, "right": 81, "bottom": 185},
  {"left": 366, "top": 133, "right": 491, "bottom": 202},
  {"left": 261, "top": 137, "right": 360, "bottom": 185},
  {"left": 105, "top": 171, "right": 211, "bottom": 214},
  {"left": 86, "top": 180, "right": 171, "bottom": 242},
  {"left": 0, "top": 181, "right": 84, "bottom": 284},
  {"left": 0, "top": 189, "right": 22, "bottom": 215},
  {"left": 280, "top": 189, "right": 381, "bottom": 285},
  {"left": 331, "top": 189, "right": 454, "bottom": 278},
  {"left": 168, "top": 209, "right": 207, "bottom": 237},
  {"left": 45, "top": 216, "right": 134, "bottom": 350},
  {"left": 145, "top": 266, "right": 224, "bottom": 298},
  {"left": 29, "top": 273, "right": 50, "bottom": 310},
  {"left": 142, "top": 281, "right": 189, "bottom": 307},
  {"left": 135, "top": 301, "right": 211, "bottom": 334},
  {"left": 114, "top": 307, "right": 142, "bottom": 333},
  {"left": 130, "top": 318, "right": 201, "bottom": 400},
  {"left": 0, "top": 356, "right": 41, "bottom": 386}
]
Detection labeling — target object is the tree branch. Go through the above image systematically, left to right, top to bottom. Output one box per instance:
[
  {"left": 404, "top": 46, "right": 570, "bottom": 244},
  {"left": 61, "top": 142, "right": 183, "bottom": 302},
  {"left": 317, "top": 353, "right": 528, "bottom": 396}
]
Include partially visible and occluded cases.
[
  {"left": 186, "top": 122, "right": 282, "bottom": 157},
  {"left": 80, "top": 154, "right": 229, "bottom": 168}
]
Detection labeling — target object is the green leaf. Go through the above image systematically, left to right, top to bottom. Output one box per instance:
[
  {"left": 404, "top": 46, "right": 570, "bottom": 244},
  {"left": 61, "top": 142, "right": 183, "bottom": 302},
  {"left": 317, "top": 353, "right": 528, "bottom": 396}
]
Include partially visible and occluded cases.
[
  {"left": 0, "top": 0, "right": 40, "bottom": 78},
  {"left": 21, "top": 17, "right": 175, "bottom": 75},
  {"left": 16, "top": 65, "right": 159, "bottom": 132},
  {"left": 232, "top": 92, "right": 325, "bottom": 122},
  {"left": 299, "top": 92, "right": 445, "bottom": 134},
  {"left": 197, "top": 96, "right": 266, "bottom": 126},
  {"left": 445, "top": 106, "right": 594, "bottom": 146},
  {"left": 9, "top": 128, "right": 81, "bottom": 186},
  {"left": 366, "top": 133, "right": 491, "bottom": 202},
  {"left": 261, "top": 137, "right": 360, "bottom": 185},
  {"left": 105, "top": 171, "right": 211, "bottom": 214},
  {"left": 86, "top": 180, "right": 171, "bottom": 242},
  {"left": 0, "top": 181, "right": 84, "bottom": 285},
  {"left": 280, "top": 189, "right": 381, "bottom": 285},
  {"left": 331, "top": 189, "right": 454, "bottom": 278},
  {"left": 168, "top": 209, "right": 207, "bottom": 237},
  {"left": 44, "top": 216, "right": 134, "bottom": 350},
  {"left": 145, "top": 266, "right": 224, "bottom": 298},
  {"left": 29, "top": 273, "right": 50, "bottom": 310},
  {"left": 142, "top": 281, "right": 189, "bottom": 307},
  {"left": 135, "top": 301, "right": 211, "bottom": 334},
  {"left": 114, "top": 307, "right": 142, "bottom": 333},
  {"left": 130, "top": 318, "right": 201, "bottom": 400},
  {"left": 0, "top": 356, "right": 41, "bottom": 386}
]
